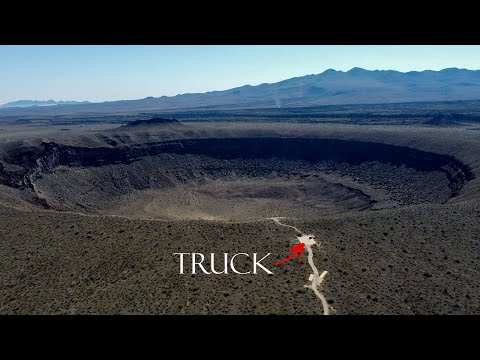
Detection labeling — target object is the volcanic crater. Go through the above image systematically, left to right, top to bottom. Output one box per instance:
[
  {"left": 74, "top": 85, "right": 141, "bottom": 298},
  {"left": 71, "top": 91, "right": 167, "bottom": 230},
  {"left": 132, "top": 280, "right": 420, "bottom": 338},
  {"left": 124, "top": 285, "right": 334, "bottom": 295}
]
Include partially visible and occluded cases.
[{"left": 1, "top": 132, "right": 473, "bottom": 221}]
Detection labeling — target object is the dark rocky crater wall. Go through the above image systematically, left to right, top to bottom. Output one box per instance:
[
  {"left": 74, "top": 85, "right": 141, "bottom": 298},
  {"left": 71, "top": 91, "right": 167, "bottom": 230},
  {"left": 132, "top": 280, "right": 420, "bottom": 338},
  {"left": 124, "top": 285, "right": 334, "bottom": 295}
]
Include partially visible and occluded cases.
[{"left": 0, "top": 137, "right": 474, "bottom": 202}]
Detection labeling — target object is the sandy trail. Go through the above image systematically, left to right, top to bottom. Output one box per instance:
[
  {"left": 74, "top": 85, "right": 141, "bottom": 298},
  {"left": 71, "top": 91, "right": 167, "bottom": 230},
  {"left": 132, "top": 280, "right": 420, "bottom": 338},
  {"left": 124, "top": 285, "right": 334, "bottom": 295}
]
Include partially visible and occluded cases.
[
  {"left": 269, "top": 217, "right": 330, "bottom": 315},
  {"left": 269, "top": 217, "right": 303, "bottom": 234}
]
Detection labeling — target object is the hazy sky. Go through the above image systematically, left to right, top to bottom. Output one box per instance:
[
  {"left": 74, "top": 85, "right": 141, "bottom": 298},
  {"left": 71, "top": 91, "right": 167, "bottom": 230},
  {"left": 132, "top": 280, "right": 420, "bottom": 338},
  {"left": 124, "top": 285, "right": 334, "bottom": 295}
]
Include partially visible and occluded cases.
[{"left": 1, "top": 45, "right": 480, "bottom": 104}]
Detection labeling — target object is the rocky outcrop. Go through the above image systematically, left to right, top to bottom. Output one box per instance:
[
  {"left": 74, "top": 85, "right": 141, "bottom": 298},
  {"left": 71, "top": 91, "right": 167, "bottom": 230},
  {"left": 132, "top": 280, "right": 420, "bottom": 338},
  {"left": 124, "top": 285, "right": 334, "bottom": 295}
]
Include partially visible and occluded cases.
[
  {"left": 122, "top": 117, "right": 181, "bottom": 128},
  {"left": 0, "top": 161, "right": 6, "bottom": 185}
]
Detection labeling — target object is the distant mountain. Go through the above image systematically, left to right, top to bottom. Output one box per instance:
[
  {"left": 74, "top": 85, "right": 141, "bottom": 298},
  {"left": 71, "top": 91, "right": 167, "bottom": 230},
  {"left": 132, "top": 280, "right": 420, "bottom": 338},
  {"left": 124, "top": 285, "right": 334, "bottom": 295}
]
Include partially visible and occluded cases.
[
  {"left": 98, "top": 67, "right": 480, "bottom": 111},
  {"left": 161, "top": 67, "right": 480, "bottom": 109},
  {"left": 3, "top": 68, "right": 480, "bottom": 114},
  {"left": 0, "top": 100, "right": 91, "bottom": 108}
]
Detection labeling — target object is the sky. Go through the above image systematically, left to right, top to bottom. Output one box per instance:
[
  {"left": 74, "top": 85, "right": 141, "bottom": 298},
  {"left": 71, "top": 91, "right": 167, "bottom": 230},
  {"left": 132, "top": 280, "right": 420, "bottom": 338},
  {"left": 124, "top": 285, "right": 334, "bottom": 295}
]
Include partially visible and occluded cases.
[{"left": 1, "top": 45, "right": 480, "bottom": 105}]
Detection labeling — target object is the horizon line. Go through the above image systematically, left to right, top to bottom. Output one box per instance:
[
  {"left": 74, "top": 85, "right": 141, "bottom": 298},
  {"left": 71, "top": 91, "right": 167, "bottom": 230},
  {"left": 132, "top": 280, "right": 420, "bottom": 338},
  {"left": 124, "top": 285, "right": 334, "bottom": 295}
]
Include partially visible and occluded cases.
[{"left": 2, "top": 66, "right": 480, "bottom": 107}]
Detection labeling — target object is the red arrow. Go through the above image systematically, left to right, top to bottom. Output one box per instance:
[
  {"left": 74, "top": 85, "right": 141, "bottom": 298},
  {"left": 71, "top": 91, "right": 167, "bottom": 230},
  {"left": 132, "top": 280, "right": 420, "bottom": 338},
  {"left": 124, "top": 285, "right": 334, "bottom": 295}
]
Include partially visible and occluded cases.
[{"left": 272, "top": 243, "right": 305, "bottom": 266}]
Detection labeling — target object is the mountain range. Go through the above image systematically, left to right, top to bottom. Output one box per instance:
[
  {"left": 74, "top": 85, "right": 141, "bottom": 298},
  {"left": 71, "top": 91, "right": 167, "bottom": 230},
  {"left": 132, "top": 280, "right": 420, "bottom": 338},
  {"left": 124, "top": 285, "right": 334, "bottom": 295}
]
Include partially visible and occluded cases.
[
  {"left": 2, "top": 68, "right": 480, "bottom": 114},
  {"left": 0, "top": 100, "right": 91, "bottom": 108}
]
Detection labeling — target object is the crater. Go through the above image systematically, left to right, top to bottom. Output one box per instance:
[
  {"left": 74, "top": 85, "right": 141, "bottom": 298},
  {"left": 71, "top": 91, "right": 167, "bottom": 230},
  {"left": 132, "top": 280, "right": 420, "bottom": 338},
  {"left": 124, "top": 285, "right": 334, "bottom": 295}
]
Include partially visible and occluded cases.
[{"left": 1, "top": 137, "right": 474, "bottom": 220}]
